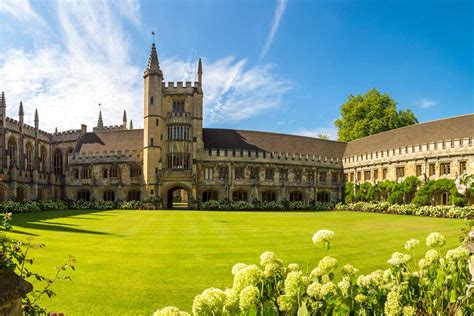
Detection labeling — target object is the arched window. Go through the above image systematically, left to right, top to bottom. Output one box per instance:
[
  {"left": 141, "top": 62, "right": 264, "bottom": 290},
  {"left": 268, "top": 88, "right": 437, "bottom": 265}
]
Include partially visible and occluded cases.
[
  {"left": 7, "top": 137, "right": 17, "bottom": 166},
  {"left": 25, "top": 142, "right": 33, "bottom": 171},
  {"left": 40, "top": 146, "right": 47, "bottom": 172},
  {"left": 53, "top": 149, "right": 63, "bottom": 175},
  {"left": 110, "top": 165, "right": 119, "bottom": 178},
  {"left": 130, "top": 165, "right": 142, "bottom": 177},
  {"left": 81, "top": 167, "right": 91, "bottom": 179},
  {"left": 102, "top": 168, "right": 108, "bottom": 178},
  {"left": 0, "top": 186, "right": 6, "bottom": 201},
  {"left": 17, "top": 187, "right": 27, "bottom": 201},
  {"left": 77, "top": 190, "right": 91, "bottom": 201},
  {"left": 103, "top": 190, "right": 115, "bottom": 201},
  {"left": 127, "top": 190, "right": 141, "bottom": 201},
  {"left": 232, "top": 190, "right": 248, "bottom": 201},
  {"left": 202, "top": 191, "right": 218, "bottom": 202},
  {"left": 262, "top": 191, "right": 276, "bottom": 202},
  {"left": 289, "top": 191, "right": 303, "bottom": 202},
  {"left": 316, "top": 192, "right": 330, "bottom": 203}
]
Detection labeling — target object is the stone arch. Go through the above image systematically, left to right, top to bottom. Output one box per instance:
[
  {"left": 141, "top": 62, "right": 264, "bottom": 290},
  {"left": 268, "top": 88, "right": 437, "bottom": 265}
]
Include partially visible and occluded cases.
[
  {"left": 7, "top": 136, "right": 17, "bottom": 166},
  {"left": 165, "top": 183, "right": 192, "bottom": 209},
  {"left": 0, "top": 185, "right": 6, "bottom": 201},
  {"left": 17, "top": 186, "right": 28, "bottom": 201},
  {"left": 77, "top": 189, "right": 91, "bottom": 201},
  {"left": 232, "top": 189, "right": 248, "bottom": 201},
  {"left": 103, "top": 190, "right": 116, "bottom": 201},
  {"left": 261, "top": 190, "right": 277, "bottom": 202},
  {"left": 316, "top": 190, "right": 331, "bottom": 203},
  {"left": 289, "top": 191, "right": 303, "bottom": 202}
]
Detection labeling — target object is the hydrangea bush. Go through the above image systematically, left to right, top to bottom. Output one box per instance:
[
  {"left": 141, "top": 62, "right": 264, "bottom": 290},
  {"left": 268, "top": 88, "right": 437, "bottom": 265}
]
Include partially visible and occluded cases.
[
  {"left": 0, "top": 200, "right": 144, "bottom": 213},
  {"left": 336, "top": 202, "right": 473, "bottom": 219},
  {"left": 154, "top": 230, "right": 472, "bottom": 315}
]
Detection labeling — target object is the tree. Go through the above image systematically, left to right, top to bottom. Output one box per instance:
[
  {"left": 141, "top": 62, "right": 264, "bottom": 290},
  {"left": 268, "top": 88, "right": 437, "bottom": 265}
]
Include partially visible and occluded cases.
[
  {"left": 335, "top": 89, "right": 418, "bottom": 142},
  {"left": 317, "top": 134, "right": 329, "bottom": 140}
]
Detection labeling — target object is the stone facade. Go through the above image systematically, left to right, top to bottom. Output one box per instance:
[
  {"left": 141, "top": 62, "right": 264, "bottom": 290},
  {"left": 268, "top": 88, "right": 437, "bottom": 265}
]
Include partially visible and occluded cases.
[{"left": 0, "top": 43, "right": 473, "bottom": 207}]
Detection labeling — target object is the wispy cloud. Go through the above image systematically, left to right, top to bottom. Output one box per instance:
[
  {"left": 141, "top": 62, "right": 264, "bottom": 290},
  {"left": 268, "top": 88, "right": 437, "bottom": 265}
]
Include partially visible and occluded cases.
[
  {"left": 0, "top": 0, "right": 291, "bottom": 131},
  {"left": 0, "top": 0, "right": 45, "bottom": 25},
  {"left": 260, "top": 0, "right": 288, "bottom": 59},
  {"left": 416, "top": 98, "right": 437, "bottom": 109},
  {"left": 293, "top": 127, "right": 338, "bottom": 140}
]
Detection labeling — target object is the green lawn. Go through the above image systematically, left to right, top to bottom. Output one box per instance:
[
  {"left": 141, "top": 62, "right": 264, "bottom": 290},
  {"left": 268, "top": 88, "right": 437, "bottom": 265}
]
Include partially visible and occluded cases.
[{"left": 8, "top": 210, "right": 465, "bottom": 315}]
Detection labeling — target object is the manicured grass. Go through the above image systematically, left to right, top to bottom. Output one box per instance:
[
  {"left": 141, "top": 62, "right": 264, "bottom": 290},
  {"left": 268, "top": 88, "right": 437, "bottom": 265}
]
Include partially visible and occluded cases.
[{"left": 8, "top": 210, "right": 465, "bottom": 315}]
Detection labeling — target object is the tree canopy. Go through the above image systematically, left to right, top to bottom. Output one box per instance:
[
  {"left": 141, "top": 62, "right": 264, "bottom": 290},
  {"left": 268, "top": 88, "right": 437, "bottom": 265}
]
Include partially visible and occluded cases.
[{"left": 335, "top": 89, "right": 418, "bottom": 142}]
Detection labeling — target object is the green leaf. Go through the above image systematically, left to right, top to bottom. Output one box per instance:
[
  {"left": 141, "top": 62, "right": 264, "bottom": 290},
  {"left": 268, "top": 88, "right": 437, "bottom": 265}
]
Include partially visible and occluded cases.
[
  {"left": 262, "top": 301, "right": 279, "bottom": 316},
  {"left": 297, "top": 301, "right": 310, "bottom": 316},
  {"left": 248, "top": 305, "right": 258, "bottom": 316}
]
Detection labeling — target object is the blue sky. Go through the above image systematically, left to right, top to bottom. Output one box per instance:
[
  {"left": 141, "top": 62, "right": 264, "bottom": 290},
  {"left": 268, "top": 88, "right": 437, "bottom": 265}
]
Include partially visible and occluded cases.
[{"left": 0, "top": 0, "right": 472, "bottom": 139}]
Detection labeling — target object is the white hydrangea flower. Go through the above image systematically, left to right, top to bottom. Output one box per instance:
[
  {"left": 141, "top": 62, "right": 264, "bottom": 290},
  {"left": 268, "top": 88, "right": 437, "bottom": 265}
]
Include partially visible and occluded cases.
[
  {"left": 312, "top": 229, "right": 335, "bottom": 244},
  {"left": 426, "top": 232, "right": 446, "bottom": 248},
  {"left": 404, "top": 239, "right": 420, "bottom": 251},
  {"left": 445, "top": 246, "right": 469, "bottom": 262},
  {"left": 424, "top": 249, "right": 440, "bottom": 265},
  {"left": 259, "top": 251, "right": 277, "bottom": 266},
  {"left": 387, "top": 252, "right": 411, "bottom": 267},
  {"left": 317, "top": 256, "right": 338, "bottom": 273},
  {"left": 418, "top": 258, "right": 428, "bottom": 269},
  {"left": 264, "top": 262, "right": 283, "bottom": 278},
  {"left": 231, "top": 263, "right": 247, "bottom": 276},
  {"left": 287, "top": 263, "right": 300, "bottom": 271},
  {"left": 342, "top": 264, "right": 359, "bottom": 276},
  {"left": 233, "top": 265, "right": 263, "bottom": 292},
  {"left": 310, "top": 267, "right": 323, "bottom": 279},
  {"left": 284, "top": 271, "right": 306, "bottom": 296},
  {"left": 337, "top": 279, "right": 350, "bottom": 296},
  {"left": 320, "top": 281, "right": 337, "bottom": 297},
  {"left": 307, "top": 282, "right": 322, "bottom": 299},
  {"left": 238, "top": 285, "right": 259, "bottom": 312},
  {"left": 192, "top": 288, "right": 226, "bottom": 316},
  {"left": 223, "top": 289, "right": 239, "bottom": 315},
  {"left": 384, "top": 290, "right": 402, "bottom": 316},
  {"left": 354, "top": 294, "right": 367, "bottom": 303},
  {"left": 402, "top": 305, "right": 416, "bottom": 316},
  {"left": 153, "top": 306, "right": 190, "bottom": 316}
]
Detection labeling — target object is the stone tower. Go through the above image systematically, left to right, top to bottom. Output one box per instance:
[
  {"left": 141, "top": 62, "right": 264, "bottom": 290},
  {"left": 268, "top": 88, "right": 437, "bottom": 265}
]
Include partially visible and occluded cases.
[{"left": 143, "top": 42, "right": 164, "bottom": 197}]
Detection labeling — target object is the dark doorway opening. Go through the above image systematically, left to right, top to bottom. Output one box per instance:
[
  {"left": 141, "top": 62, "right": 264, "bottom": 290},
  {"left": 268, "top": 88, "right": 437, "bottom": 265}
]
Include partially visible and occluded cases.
[{"left": 167, "top": 186, "right": 189, "bottom": 209}]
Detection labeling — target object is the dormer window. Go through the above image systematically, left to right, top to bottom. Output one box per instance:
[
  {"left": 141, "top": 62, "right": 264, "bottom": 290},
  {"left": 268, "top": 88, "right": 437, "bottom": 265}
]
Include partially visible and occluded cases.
[{"left": 172, "top": 100, "right": 185, "bottom": 113}]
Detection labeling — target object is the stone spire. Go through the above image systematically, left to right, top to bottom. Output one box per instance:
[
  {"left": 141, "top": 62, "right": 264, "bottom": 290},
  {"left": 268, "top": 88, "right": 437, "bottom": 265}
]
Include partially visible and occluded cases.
[
  {"left": 144, "top": 41, "right": 163, "bottom": 77},
  {"left": 198, "top": 58, "right": 203, "bottom": 85},
  {"left": 0, "top": 92, "right": 5, "bottom": 108},
  {"left": 19, "top": 101, "right": 24, "bottom": 126},
  {"left": 97, "top": 104, "right": 104, "bottom": 128},
  {"left": 34, "top": 109, "right": 39, "bottom": 129},
  {"left": 123, "top": 110, "right": 127, "bottom": 128},
  {"left": 129, "top": 120, "right": 133, "bottom": 130}
]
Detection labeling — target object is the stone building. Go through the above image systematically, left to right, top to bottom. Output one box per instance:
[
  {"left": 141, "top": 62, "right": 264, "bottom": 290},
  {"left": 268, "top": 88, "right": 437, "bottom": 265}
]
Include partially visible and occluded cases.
[{"left": 0, "top": 42, "right": 473, "bottom": 207}]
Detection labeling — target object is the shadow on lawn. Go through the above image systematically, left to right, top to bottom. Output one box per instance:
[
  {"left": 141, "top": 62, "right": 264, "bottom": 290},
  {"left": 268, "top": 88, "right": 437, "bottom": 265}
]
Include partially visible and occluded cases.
[{"left": 11, "top": 209, "right": 113, "bottom": 235}]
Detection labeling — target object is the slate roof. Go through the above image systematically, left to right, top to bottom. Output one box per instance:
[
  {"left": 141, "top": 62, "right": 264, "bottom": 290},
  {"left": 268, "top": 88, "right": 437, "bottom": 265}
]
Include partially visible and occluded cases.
[
  {"left": 343, "top": 114, "right": 474, "bottom": 157},
  {"left": 203, "top": 128, "right": 347, "bottom": 158},
  {"left": 74, "top": 129, "right": 144, "bottom": 154}
]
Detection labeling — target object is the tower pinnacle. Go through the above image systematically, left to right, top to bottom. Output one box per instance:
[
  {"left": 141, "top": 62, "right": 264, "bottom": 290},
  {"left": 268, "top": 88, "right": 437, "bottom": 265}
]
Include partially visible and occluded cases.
[
  {"left": 144, "top": 40, "right": 163, "bottom": 77},
  {"left": 198, "top": 58, "right": 203, "bottom": 85},
  {"left": 19, "top": 101, "right": 24, "bottom": 116},
  {"left": 97, "top": 104, "right": 104, "bottom": 128},
  {"left": 34, "top": 109, "right": 39, "bottom": 122},
  {"left": 123, "top": 110, "right": 127, "bottom": 127}
]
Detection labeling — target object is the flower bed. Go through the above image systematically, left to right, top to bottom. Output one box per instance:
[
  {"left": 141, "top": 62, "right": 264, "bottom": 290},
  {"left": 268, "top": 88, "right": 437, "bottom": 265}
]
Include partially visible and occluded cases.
[
  {"left": 0, "top": 200, "right": 144, "bottom": 213},
  {"left": 198, "top": 200, "right": 334, "bottom": 211},
  {"left": 336, "top": 202, "right": 473, "bottom": 219},
  {"left": 154, "top": 230, "right": 472, "bottom": 315}
]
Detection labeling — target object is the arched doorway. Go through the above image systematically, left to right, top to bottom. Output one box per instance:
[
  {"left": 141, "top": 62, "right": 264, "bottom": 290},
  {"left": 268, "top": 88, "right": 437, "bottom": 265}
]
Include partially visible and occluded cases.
[{"left": 166, "top": 186, "right": 190, "bottom": 209}]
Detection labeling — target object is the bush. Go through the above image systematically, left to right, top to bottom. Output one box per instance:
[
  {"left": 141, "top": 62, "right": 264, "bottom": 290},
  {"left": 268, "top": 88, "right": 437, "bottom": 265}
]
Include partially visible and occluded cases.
[{"left": 154, "top": 230, "right": 472, "bottom": 315}]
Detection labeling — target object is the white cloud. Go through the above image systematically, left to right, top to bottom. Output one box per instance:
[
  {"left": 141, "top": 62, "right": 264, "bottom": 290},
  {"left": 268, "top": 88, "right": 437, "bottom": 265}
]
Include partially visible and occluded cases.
[
  {"left": 0, "top": 0, "right": 291, "bottom": 132},
  {"left": 0, "top": 0, "right": 45, "bottom": 25},
  {"left": 260, "top": 0, "right": 287, "bottom": 59},
  {"left": 416, "top": 98, "right": 437, "bottom": 109},
  {"left": 293, "top": 127, "right": 339, "bottom": 141}
]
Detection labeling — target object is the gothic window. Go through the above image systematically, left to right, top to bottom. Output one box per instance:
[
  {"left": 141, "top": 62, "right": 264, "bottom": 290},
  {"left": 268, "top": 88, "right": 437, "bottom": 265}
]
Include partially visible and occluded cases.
[
  {"left": 150, "top": 96, "right": 154, "bottom": 105},
  {"left": 172, "top": 100, "right": 185, "bottom": 113},
  {"left": 168, "top": 126, "right": 190, "bottom": 140},
  {"left": 7, "top": 137, "right": 17, "bottom": 166},
  {"left": 150, "top": 138, "right": 154, "bottom": 146},
  {"left": 25, "top": 142, "right": 33, "bottom": 171},
  {"left": 40, "top": 146, "right": 47, "bottom": 172},
  {"left": 53, "top": 149, "right": 63, "bottom": 175},
  {"left": 168, "top": 153, "right": 190, "bottom": 169},
  {"left": 459, "top": 161, "right": 467, "bottom": 175},
  {"left": 440, "top": 162, "right": 450, "bottom": 176},
  {"left": 429, "top": 163, "right": 436, "bottom": 176},
  {"left": 110, "top": 165, "right": 119, "bottom": 178},
  {"left": 130, "top": 165, "right": 142, "bottom": 178},
  {"left": 416, "top": 165, "right": 422, "bottom": 177},
  {"left": 396, "top": 166, "right": 405, "bottom": 179},
  {"left": 81, "top": 167, "right": 91, "bottom": 179},
  {"left": 204, "top": 167, "right": 214, "bottom": 180},
  {"left": 219, "top": 167, "right": 228, "bottom": 181},
  {"left": 234, "top": 167, "right": 244, "bottom": 180},
  {"left": 250, "top": 167, "right": 259, "bottom": 181},
  {"left": 73, "top": 168, "right": 79, "bottom": 179},
  {"left": 102, "top": 168, "right": 108, "bottom": 178},
  {"left": 265, "top": 168, "right": 274, "bottom": 181},
  {"left": 279, "top": 168, "right": 288, "bottom": 181},
  {"left": 373, "top": 169, "right": 379, "bottom": 180},
  {"left": 382, "top": 169, "right": 387, "bottom": 180},
  {"left": 294, "top": 170, "right": 302, "bottom": 182},
  {"left": 307, "top": 170, "right": 315, "bottom": 184},
  {"left": 364, "top": 170, "right": 371, "bottom": 181},
  {"left": 318, "top": 171, "right": 327, "bottom": 183},
  {"left": 357, "top": 171, "right": 361, "bottom": 182},
  {"left": 332, "top": 172, "right": 338, "bottom": 184},
  {"left": 350, "top": 173, "right": 354, "bottom": 182},
  {"left": 77, "top": 190, "right": 91, "bottom": 201},
  {"left": 103, "top": 190, "right": 115, "bottom": 201},
  {"left": 128, "top": 190, "right": 141, "bottom": 201},
  {"left": 232, "top": 190, "right": 248, "bottom": 201},
  {"left": 202, "top": 191, "right": 218, "bottom": 202},
  {"left": 262, "top": 191, "right": 276, "bottom": 202},
  {"left": 289, "top": 191, "right": 303, "bottom": 202},
  {"left": 316, "top": 192, "right": 330, "bottom": 203}
]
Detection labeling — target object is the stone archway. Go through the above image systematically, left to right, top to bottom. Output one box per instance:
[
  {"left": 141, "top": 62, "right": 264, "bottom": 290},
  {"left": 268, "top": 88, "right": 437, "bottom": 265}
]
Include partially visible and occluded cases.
[{"left": 165, "top": 185, "right": 191, "bottom": 209}]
